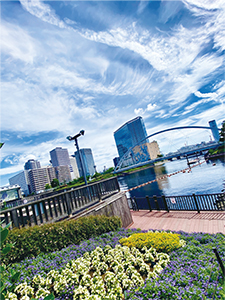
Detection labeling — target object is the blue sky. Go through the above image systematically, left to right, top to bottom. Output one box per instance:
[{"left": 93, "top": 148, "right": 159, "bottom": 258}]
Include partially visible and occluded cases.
[{"left": 1, "top": 0, "right": 224, "bottom": 186}]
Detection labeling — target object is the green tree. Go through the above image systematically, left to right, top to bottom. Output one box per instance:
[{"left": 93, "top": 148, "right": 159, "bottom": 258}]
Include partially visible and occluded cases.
[
  {"left": 219, "top": 120, "right": 225, "bottom": 143},
  {"left": 51, "top": 178, "right": 59, "bottom": 187},
  {"left": 45, "top": 183, "right": 51, "bottom": 190}
]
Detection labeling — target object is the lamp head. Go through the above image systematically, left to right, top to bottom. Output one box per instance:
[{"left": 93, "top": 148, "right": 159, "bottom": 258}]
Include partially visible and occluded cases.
[
  {"left": 80, "top": 130, "right": 85, "bottom": 136},
  {"left": 66, "top": 136, "right": 73, "bottom": 141}
]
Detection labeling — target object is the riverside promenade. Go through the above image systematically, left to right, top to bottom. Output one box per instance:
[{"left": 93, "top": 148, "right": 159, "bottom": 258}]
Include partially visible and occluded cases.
[{"left": 127, "top": 210, "right": 225, "bottom": 234}]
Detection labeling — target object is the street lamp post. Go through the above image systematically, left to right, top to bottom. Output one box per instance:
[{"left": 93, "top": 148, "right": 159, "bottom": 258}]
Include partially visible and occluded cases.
[{"left": 67, "top": 130, "right": 91, "bottom": 201}]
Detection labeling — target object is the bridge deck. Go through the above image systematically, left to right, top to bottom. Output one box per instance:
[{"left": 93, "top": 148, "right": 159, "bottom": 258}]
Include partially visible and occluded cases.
[{"left": 127, "top": 210, "right": 225, "bottom": 234}]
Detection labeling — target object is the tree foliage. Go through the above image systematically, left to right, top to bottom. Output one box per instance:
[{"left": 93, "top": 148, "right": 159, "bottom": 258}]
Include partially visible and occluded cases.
[
  {"left": 51, "top": 178, "right": 59, "bottom": 187},
  {"left": 45, "top": 183, "right": 51, "bottom": 190}
]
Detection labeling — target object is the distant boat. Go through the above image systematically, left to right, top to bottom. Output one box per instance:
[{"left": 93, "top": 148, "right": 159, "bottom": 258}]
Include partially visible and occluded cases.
[{"left": 188, "top": 158, "right": 200, "bottom": 164}]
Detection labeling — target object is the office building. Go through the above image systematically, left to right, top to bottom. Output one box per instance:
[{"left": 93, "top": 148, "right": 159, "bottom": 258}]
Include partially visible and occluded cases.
[
  {"left": 114, "top": 116, "right": 149, "bottom": 159},
  {"left": 209, "top": 120, "right": 220, "bottom": 142},
  {"left": 146, "top": 141, "right": 161, "bottom": 160},
  {"left": 50, "top": 147, "right": 71, "bottom": 167},
  {"left": 50, "top": 147, "right": 74, "bottom": 181},
  {"left": 74, "top": 148, "right": 95, "bottom": 176},
  {"left": 70, "top": 156, "right": 80, "bottom": 179},
  {"left": 113, "top": 157, "right": 120, "bottom": 167},
  {"left": 24, "top": 159, "right": 41, "bottom": 170},
  {"left": 55, "top": 165, "right": 72, "bottom": 184},
  {"left": 46, "top": 166, "right": 57, "bottom": 183},
  {"left": 28, "top": 167, "right": 50, "bottom": 194},
  {"left": 9, "top": 171, "right": 30, "bottom": 196}
]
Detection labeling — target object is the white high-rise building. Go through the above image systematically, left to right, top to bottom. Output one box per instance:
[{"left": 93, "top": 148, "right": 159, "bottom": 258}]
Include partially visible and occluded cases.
[{"left": 69, "top": 156, "right": 80, "bottom": 179}]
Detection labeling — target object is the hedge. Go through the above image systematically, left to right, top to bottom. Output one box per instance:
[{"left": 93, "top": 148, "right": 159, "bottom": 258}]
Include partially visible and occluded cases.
[{"left": 3, "top": 215, "right": 122, "bottom": 265}]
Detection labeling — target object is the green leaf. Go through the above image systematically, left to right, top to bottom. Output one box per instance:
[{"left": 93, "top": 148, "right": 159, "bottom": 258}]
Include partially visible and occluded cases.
[
  {"left": 4, "top": 223, "right": 11, "bottom": 230},
  {"left": 0, "top": 229, "right": 8, "bottom": 245},
  {"left": 2, "top": 245, "right": 12, "bottom": 255},
  {"left": 0, "top": 266, "right": 5, "bottom": 273},
  {"left": 11, "top": 272, "right": 20, "bottom": 282},
  {"left": 0, "top": 284, "right": 6, "bottom": 293},
  {"left": 0, "top": 292, "right": 5, "bottom": 300},
  {"left": 43, "top": 294, "right": 54, "bottom": 300}
]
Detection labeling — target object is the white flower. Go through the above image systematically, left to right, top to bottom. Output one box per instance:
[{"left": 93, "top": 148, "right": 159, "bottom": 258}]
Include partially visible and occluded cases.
[
  {"left": 35, "top": 287, "right": 50, "bottom": 298},
  {"left": 5, "top": 291, "right": 18, "bottom": 300}
]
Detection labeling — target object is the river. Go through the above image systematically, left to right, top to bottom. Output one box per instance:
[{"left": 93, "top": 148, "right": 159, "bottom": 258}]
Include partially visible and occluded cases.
[{"left": 117, "top": 156, "right": 225, "bottom": 199}]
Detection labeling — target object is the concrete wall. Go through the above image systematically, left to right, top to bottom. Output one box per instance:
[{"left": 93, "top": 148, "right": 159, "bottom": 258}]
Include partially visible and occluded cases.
[{"left": 71, "top": 192, "right": 133, "bottom": 228}]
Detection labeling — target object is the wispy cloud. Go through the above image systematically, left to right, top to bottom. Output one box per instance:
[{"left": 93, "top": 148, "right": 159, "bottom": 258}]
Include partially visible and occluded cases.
[{"left": 0, "top": 0, "right": 224, "bottom": 185}]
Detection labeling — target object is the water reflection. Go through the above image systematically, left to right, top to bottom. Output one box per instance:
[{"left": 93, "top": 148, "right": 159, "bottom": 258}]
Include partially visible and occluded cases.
[{"left": 118, "top": 157, "right": 224, "bottom": 198}]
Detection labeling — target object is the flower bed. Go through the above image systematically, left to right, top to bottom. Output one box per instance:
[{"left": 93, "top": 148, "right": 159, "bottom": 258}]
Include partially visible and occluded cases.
[
  {"left": 3, "top": 229, "right": 225, "bottom": 299},
  {"left": 119, "top": 231, "right": 186, "bottom": 253},
  {"left": 9, "top": 245, "right": 170, "bottom": 299}
]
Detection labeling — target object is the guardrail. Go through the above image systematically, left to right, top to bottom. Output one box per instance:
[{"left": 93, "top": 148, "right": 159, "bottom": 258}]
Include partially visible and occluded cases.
[
  {"left": 0, "top": 177, "right": 120, "bottom": 229},
  {"left": 130, "top": 193, "right": 225, "bottom": 212}
]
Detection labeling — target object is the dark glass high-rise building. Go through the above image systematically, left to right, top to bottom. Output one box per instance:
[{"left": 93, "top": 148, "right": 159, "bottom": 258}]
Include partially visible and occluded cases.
[{"left": 114, "top": 116, "right": 148, "bottom": 158}]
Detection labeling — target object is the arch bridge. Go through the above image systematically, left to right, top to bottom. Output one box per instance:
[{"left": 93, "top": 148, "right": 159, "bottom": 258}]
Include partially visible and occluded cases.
[{"left": 114, "top": 125, "right": 221, "bottom": 173}]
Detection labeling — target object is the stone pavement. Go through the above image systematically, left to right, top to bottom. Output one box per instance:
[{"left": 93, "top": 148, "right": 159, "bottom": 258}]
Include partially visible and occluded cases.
[{"left": 127, "top": 210, "right": 225, "bottom": 234}]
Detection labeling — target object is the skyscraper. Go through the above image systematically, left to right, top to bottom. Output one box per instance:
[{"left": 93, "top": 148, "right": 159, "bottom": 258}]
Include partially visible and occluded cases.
[
  {"left": 114, "top": 116, "right": 148, "bottom": 158},
  {"left": 209, "top": 120, "right": 220, "bottom": 142},
  {"left": 50, "top": 147, "right": 71, "bottom": 167},
  {"left": 50, "top": 147, "right": 73, "bottom": 182},
  {"left": 74, "top": 148, "right": 95, "bottom": 176},
  {"left": 70, "top": 156, "right": 80, "bottom": 179},
  {"left": 24, "top": 159, "right": 41, "bottom": 170},
  {"left": 28, "top": 167, "right": 50, "bottom": 194},
  {"left": 9, "top": 171, "right": 30, "bottom": 196}
]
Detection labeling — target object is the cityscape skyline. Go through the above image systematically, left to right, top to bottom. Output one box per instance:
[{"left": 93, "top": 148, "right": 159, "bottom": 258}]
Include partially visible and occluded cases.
[{"left": 1, "top": 1, "right": 225, "bottom": 186}]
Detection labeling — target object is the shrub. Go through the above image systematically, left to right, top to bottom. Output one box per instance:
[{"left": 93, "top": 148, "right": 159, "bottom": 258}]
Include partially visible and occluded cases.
[
  {"left": 2, "top": 215, "right": 122, "bottom": 265},
  {"left": 119, "top": 231, "right": 185, "bottom": 253}
]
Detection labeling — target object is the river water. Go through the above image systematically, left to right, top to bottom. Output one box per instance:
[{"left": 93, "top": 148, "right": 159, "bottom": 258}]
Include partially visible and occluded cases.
[{"left": 117, "top": 156, "right": 225, "bottom": 199}]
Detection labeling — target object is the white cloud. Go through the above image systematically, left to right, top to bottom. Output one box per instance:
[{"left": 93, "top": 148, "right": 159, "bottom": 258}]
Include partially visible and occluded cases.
[
  {"left": 20, "top": 0, "right": 67, "bottom": 29},
  {"left": 0, "top": 21, "right": 37, "bottom": 63},
  {"left": 147, "top": 103, "right": 157, "bottom": 111},
  {"left": 134, "top": 108, "right": 145, "bottom": 115}
]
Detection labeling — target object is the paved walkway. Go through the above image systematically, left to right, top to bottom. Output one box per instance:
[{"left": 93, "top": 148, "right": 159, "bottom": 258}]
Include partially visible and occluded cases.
[{"left": 127, "top": 210, "right": 225, "bottom": 234}]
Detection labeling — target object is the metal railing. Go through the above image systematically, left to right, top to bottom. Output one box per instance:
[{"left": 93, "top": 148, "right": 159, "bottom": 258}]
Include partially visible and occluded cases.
[
  {"left": 0, "top": 177, "right": 120, "bottom": 229},
  {"left": 130, "top": 193, "right": 225, "bottom": 212}
]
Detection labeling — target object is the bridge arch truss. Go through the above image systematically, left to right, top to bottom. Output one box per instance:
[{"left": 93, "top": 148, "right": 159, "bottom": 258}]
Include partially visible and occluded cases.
[{"left": 114, "top": 125, "right": 217, "bottom": 173}]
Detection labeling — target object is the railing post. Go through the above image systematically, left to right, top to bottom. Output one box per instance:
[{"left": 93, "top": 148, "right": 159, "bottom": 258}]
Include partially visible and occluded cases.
[
  {"left": 115, "top": 177, "right": 120, "bottom": 191},
  {"left": 97, "top": 183, "right": 102, "bottom": 202},
  {"left": 65, "top": 193, "right": 72, "bottom": 217},
  {"left": 192, "top": 193, "right": 200, "bottom": 213},
  {"left": 153, "top": 195, "right": 160, "bottom": 211},
  {"left": 162, "top": 195, "right": 169, "bottom": 212},
  {"left": 146, "top": 196, "right": 152, "bottom": 212},
  {"left": 133, "top": 197, "right": 139, "bottom": 211},
  {"left": 10, "top": 209, "right": 20, "bottom": 228},
  {"left": 213, "top": 248, "right": 225, "bottom": 279}
]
